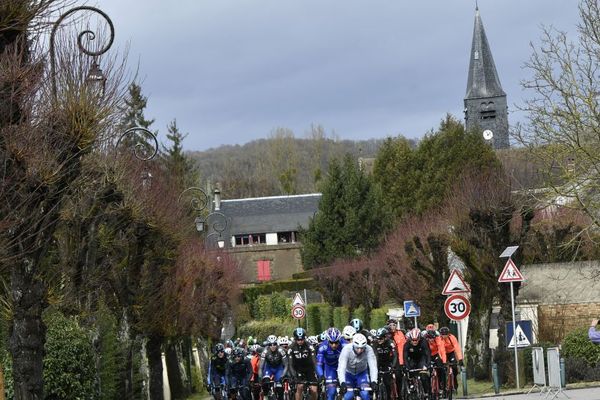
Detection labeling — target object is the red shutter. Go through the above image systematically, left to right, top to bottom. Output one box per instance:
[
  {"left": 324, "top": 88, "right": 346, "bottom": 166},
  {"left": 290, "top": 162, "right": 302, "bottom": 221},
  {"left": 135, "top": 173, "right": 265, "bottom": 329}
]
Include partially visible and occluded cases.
[{"left": 257, "top": 260, "right": 271, "bottom": 281}]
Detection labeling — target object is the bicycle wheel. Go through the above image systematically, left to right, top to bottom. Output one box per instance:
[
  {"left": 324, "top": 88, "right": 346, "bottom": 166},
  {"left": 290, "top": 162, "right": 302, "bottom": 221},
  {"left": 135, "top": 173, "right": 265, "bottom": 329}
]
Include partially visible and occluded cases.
[
  {"left": 446, "top": 369, "right": 454, "bottom": 400},
  {"left": 430, "top": 372, "right": 439, "bottom": 400},
  {"left": 378, "top": 382, "right": 387, "bottom": 400}
]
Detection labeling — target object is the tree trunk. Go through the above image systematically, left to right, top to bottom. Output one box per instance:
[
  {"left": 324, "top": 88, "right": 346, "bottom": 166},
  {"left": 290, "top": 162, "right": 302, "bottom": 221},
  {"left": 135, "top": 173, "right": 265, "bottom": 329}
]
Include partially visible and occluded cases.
[
  {"left": 9, "top": 259, "right": 46, "bottom": 400},
  {"left": 147, "top": 335, "right": 164, "bottom": 400},
  {"left": 165, "top": 341, "right": 186, "bottom": 399}
]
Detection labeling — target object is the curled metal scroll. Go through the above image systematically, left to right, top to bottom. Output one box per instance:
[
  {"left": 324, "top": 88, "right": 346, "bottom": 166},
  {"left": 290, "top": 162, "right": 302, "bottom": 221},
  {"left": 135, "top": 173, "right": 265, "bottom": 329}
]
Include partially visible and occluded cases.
[
  {"left": 49, "top": 6, "right": 115, "bottom": 98},
  {"left": 116, "top": 127, "right": 159, "bottom": 161},
  {"left": 178, "top": 187, "right": 209, "bottom": 214},
  {"left": 206, "top": 212, "right": 228, "bottom": 234}
]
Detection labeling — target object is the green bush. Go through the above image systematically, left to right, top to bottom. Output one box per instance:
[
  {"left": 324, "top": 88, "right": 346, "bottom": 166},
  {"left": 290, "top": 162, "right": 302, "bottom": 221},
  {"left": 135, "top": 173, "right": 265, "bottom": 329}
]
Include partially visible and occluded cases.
[
  {"left": 252, "top": 293, "right": 291, "bottom": 320},
  {"left": 271, "top": 293, "right": 289, "bottom": 319},
  {"left": 253, "top": 295, "right": 273, "bottom": 320},
  {"left": 95, "top": 302, "right": 123, "bottom": 400},
  {"left": 307, "top": 304, "right": 322, "bottom": 335},
  {"left": 319, "top": 304, "right": 334, "bottom": 331},
  {"left": 351, "top": 306, "right": 367, "bottom": 326},
  {"left": 333, "top": 307, "right": 349, "bottom": 329},
  {"left": 370, "top": 308, "right": 388, "bottom": 330},
  {"left": 43, "top": 309, "right": 97, "bottom": 400},
  {"left": 237, "top": 319, "right": 297, "bottom": 342},
  {"left": 562, "top": 327, "right": 600, "bottom": 366},
  {"left": 1, "top": 349, "right": 13, "bottom": 399}
]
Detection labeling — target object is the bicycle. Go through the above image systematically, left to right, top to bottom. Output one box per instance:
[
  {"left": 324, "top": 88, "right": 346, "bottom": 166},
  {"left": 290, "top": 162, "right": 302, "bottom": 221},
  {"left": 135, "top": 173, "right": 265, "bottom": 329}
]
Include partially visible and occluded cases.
[
  {"left": 429, "top": 363, "right": 441, "bottom": 400},
  {"left": 444, "top": 363, "right": 457, "bottom": 400},
  {"left": 377, "top": 369, "right": 397, "bottom": 400},
  {"left": 401, "top": 369, "right": 426, "bottom": 400},
  {"left": 261, "top": 377, "right": 279, "bottom": 400},
  {"left": 318, "top": 378, "right": 338, "bottom": 400},
  {"left": 294, "top": 380, "right": 314, "bottom": 400},
  {"left": 211, "top": 383, "right": 229, "bottom": 400},
  {"left": 348, "top": 386, "right": 373, "bottom": 400}
]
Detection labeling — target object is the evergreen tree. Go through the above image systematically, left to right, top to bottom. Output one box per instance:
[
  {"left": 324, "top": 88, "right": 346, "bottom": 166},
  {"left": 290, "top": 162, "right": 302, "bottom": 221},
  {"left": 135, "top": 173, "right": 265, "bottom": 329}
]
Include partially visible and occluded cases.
[
  {"left": 117, "top": 83, "right": 157, "bottom": 156},
  {"left": 373, "top": 115, "right": 501, "bottom": 220},
  {"left": 161, "top": 119, "right": 198, "bottom": 189},
  {"left": 300, "top": 154, "right": 391, "bottom": 269}
]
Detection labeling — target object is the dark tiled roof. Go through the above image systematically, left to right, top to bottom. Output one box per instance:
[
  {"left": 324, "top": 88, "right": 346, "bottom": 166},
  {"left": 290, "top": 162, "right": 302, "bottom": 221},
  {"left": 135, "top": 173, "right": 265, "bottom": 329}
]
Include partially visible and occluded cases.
[
  {"left": 465, "top": 7, "right": 506, "bottom": 100},
  {"left": 220, "top": 194, "right": 321, "bottom": 235}
]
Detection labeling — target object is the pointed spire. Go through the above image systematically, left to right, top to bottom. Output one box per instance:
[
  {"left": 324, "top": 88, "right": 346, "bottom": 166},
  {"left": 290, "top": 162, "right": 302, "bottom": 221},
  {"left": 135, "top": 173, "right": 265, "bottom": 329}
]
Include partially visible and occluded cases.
[{"left": 465, "top": 6, "right": 505, "bottom": 99}]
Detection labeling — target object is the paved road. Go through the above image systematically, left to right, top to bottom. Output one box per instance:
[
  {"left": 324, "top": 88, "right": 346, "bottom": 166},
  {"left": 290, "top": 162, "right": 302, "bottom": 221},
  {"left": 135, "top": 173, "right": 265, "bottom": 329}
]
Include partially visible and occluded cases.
[{"left": 467, "top": 387, "right": 600, "bottom": 400}]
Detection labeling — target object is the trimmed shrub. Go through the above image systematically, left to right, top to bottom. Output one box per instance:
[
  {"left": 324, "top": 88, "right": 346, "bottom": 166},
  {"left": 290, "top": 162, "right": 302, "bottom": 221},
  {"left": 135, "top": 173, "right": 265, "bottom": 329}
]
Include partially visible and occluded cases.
[
  {"left": 252, "top": 293, "right": 291, "bottom": 320},
  {"left": 253, "top": 295, "right": 273, "bottom": 320},
  {"left": 95, "top": 302, "right": 123, "bottom": 400},
  {"left": 307, "top": 304, "right": 322, "bottom": 335},
  {"left": 319, "top": 304, "right": 334, "bottom": 330},
  {"left": 351, "top": 306, "right": 367, "bottom": 325},
  {"left": 333, "top": 307, "right": 349, "bottom": 329},
  {"left": 370, "top": 308, "right": 388, "bottom": 330},
  {"left": 44, "top": 309, "right": 97, "bottom": 400},
  {"left": 237, "top": 319, "right": 297, "bottom": 342},
  {"left": 562, "top": 327, "right": 600, "bottom": 366}
]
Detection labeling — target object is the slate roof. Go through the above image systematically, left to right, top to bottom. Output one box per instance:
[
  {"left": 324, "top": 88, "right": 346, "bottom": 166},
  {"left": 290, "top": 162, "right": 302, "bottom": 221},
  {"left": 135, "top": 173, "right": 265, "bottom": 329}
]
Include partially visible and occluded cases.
[
  {"left": 465, "top": 7, "right": 506, "bottom": 100},
  {"left": 220, "top": 193, "right": 321, "bottom": 236},
  {"left": 516, "top": 261, "right": 600, "bottom": 304}
]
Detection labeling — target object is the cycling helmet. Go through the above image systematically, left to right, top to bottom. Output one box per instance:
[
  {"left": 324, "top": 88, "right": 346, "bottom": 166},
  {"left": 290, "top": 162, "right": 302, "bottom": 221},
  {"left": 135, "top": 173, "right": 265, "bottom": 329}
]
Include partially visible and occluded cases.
[
  {"left": 350, "top": 318, "right": 363, "bottom": 331},
  {"left": 426, "top": 324, "right": 436, "bottom": 331},
  {"left": 342, "top": 325, "right": 356, "bottom": 340},
  {"left": 293, "top": 327, "right": 307, "bottom": 340},
  {"left": 326, "top": 327, "right": 342, "bottom": 343},
  {"left": 376, "top": 327, "right": 388, "bottom": 339},
  {"left": 440, "top": 327, "right": 450, "bottom": 335},
  {"left": 407, "top": 328, "right": 421, "bottom": 341},
  {"left": 369, "top": 329, "right": 377, "bottom": 336},
  {"left": 425, "top": 329, "right": 438, "bottom": 339},
  {"left": 319, "top": 331, "right": 328, "bottom": 342},
  {"left": 353, "top": 333, "right": 367, "bottom": 349},
  {"left": 266, "top": 335, "right": 278, "bottom": 345},
  {"left": 278, "top": 336, "right": 290, "bottom": 346},
  {"left": 307, "top": 336, "right": 319, "bottom": 346},
  {"left": 215, "top": 343, "right": 225, "bottom": 353},
  {"left": 250, "top": 344, "right": 260, "bottom": 354},
  {"left": 225, "top": 347, "right": 232, "bottom": 355},
  {"left": 234, "top": 347, "right": 245, "bottom": 358}
]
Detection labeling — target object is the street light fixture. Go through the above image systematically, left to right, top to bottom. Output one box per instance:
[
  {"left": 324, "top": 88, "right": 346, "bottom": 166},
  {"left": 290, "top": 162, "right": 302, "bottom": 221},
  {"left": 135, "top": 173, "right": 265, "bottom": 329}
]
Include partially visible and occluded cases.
[
  {"left": 49, "top": 6, "right": 115, "bottom": 99},
  {"left": 85, "top": 59, "right": 107, "bottom": 96},
  {"left": 179, "top": 187, "right": 228, "bottom": 248}
]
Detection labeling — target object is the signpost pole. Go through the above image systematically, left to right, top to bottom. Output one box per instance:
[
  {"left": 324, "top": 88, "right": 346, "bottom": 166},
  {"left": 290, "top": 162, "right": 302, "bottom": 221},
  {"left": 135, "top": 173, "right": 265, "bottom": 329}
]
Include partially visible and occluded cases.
[
  {"left": 510, "top": 279, "right": 519, "bottom": 389},
  {"left": 414, "top": 316, "right": 418, "bottom": 329}
]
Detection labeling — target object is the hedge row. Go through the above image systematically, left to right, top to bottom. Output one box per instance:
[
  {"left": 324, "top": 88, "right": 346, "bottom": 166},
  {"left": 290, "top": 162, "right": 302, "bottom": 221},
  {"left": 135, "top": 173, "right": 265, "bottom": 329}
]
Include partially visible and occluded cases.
[{"left": 237, "top": 319, "right": 298, "bottom": 340}]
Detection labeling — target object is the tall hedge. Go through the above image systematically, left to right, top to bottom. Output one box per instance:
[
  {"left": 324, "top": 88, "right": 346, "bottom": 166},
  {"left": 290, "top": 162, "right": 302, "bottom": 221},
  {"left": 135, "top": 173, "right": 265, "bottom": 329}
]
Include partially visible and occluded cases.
[
  {"left": 252, "top": 293, "right": 290, "bottom": 320},
  {"left": 95, "top": 302, "right": 123, "bottom": 400},
  {"left": 307, "top": 304, "right": 322, "bottom": 335},
  {"left": 320, "top": 304, "right": 334, "bottom": 330},
  {"left": 351, "top": 306, "right": 367, "bottom": 326},
  {"left": 333, "top": 307, "right": 349, "bottom": 329},
  {"left": 370, "top": 308, "right": 388, "bottom": 330},
  {"left": 43, "top": 309, "right": 97, "bottom": 399},
  {"left": 238, "top": 319, "right": 297, "bottom": 342},
  {"left": 562, "top": 327, "right": 600, "bottom": 366}
]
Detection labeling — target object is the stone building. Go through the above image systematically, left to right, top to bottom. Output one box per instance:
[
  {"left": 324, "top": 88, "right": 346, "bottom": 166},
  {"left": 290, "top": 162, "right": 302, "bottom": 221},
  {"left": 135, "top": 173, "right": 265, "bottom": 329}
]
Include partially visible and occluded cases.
[
  {"left": 464, "top": 6, "right": 510, "bottom": 150},
  {"left": 215, "top": 193, "right": 321, "bottom": 283},
  {"left": 516, "top": 261, "right": 600, "bottom": 344}
]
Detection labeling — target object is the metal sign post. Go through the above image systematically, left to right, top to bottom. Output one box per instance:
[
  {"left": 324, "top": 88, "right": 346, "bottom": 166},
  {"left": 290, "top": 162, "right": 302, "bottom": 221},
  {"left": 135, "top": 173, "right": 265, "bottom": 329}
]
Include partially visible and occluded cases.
[{"left": 499, "top": 247, "right": 524, "bottom": 390}]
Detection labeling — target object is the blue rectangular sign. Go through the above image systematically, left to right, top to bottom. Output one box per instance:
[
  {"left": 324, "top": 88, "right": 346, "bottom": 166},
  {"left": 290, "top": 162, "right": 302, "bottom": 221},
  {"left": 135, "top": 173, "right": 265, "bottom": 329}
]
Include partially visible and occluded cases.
[
  {"left": 403, "top": 300, "right": 421, "bottom": 318},
  {"left": 505, "top": 320, "right": 533, "bottom": 348}
]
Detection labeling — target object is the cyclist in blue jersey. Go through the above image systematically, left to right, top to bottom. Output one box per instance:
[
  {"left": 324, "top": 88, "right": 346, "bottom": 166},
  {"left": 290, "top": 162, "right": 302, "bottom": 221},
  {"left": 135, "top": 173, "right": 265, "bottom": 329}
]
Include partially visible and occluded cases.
[
  {"left": 316, "top": 327, "right": 344, "bottom": 400},
  {"left": 259, "top": 335, "right": 289, "bottom": 400}
]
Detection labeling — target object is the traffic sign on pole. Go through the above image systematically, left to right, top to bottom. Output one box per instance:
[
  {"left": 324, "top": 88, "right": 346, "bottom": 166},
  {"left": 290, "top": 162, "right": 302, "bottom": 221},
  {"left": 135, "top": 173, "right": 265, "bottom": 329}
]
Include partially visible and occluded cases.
[
  {"left": 498, "top": 259, "right": 524, "bottom": 282},
  {"left": 442, "top": 269, "right": 471, "bottom": 295},
  {"left": 292, "top": 292, "right": 305, "bottom": 306},
  {"left": 444, "top": 294, "right": 471, "bottom": 321},
  {"left": 403, "top": 300, "right": 420, "bottom": 317},
  {"left": 291, "top": 305, "right": 305, "bottom": 319}
]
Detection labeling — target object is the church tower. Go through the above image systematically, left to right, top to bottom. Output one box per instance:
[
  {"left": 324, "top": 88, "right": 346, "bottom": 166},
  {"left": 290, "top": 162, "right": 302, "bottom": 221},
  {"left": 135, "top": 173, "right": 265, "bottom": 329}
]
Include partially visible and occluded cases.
[{"left": 464, "top": 6, "right": 509, "bottom": 149}]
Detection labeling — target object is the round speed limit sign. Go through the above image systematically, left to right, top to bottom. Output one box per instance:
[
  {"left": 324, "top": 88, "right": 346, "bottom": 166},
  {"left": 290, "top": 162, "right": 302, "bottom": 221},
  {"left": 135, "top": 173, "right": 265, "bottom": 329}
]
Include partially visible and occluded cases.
[
  {"left": 444, "top": 294, "right": 471, "bottom": 321},
  {"left": 291, "top": 305, "right": 306, "bottom": 320}
]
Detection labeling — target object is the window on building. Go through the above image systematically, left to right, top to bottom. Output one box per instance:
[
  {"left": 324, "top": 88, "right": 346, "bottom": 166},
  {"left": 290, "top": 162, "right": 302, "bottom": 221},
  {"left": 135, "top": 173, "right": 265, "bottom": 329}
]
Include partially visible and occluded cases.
[
  {"left": 277, "top": 231, "right": 297, "bottom": 243},
  {"left": 234, "top": 233, "right": 266, "bottom": 246},
  {"left": 257, "top": 260, "right": 271, "bottom": 281}
]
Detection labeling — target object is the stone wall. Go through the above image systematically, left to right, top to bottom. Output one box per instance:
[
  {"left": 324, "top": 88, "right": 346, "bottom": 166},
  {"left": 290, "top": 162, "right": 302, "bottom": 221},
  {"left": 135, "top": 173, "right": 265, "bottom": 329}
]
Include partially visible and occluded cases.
[
  {"left": 229, "top": 243, "right": 303, "bottom": 283},
  {"left": 538, "top": 302, "right": 600, "bottom": 343}
]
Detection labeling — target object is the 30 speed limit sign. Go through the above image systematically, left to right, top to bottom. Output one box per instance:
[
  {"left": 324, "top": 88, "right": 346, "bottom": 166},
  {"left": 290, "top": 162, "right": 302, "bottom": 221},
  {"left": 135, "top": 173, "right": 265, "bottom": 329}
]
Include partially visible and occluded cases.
[
  {"left": 444, "top": 294, "right": 471, "bottom": 321},
  {"left": 291, "top": 305, "right": 306, "bottom": 319}
]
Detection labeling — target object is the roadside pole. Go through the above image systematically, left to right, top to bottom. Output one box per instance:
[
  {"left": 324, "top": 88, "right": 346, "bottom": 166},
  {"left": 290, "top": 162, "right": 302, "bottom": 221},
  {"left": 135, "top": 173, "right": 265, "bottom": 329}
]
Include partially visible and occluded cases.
[{"left": 510, "top": 279, "right": 519, "bottom": 389}]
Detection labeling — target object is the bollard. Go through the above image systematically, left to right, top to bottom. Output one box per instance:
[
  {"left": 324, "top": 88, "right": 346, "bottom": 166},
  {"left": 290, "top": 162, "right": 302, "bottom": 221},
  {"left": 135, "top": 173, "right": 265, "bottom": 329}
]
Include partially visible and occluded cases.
[
  {"left": 560, "top": 357, "right": 566, "bottom": 388},
  {"left": 492, "top": 363, "right": 500, "bottom": 394},
  {"left": 461, "top": 366, "right": 468, "bottom": 397}
]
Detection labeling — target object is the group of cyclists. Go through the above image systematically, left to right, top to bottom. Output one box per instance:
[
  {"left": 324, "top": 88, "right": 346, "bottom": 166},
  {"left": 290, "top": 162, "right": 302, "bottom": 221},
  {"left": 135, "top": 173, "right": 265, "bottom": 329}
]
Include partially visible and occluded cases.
[{"left": 207, "top": 318, "right": 464, "bottom": 400}]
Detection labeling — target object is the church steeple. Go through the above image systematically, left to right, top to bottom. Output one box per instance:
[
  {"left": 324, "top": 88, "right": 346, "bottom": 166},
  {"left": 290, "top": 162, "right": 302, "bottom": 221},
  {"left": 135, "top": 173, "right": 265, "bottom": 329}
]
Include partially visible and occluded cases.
[{"left": 464, "top": 6, "right": 509, "bottom": 149}]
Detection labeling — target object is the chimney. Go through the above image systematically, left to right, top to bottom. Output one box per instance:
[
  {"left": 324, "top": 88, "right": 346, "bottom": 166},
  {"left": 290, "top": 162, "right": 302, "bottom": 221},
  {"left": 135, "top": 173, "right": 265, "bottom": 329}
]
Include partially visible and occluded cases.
[{"left": 213, "top": 186, "right": 221, "bottom": 211}]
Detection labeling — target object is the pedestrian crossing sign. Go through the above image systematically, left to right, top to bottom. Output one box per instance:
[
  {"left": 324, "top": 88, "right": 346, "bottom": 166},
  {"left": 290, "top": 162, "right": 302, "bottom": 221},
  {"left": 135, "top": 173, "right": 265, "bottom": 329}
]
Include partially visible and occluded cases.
[
  {"left": 498, "top": 258, "right": 524, "bottom": 282},
  {"left": 403, "top": 300, "right": 420, "bottom": 317},
  {"left": 505, "top": 320, "right": 533, "bottom": 348}
]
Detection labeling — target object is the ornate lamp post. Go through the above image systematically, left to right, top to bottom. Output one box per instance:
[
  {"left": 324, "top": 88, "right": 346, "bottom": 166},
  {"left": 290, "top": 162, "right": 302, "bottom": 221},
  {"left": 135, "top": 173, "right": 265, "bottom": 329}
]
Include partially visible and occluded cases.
[
  {"left": 49, "top": 6, "right": 115, "bottom": 99},
  {"left": 178, "top": 187, "right": 229, "bottom": 248}
]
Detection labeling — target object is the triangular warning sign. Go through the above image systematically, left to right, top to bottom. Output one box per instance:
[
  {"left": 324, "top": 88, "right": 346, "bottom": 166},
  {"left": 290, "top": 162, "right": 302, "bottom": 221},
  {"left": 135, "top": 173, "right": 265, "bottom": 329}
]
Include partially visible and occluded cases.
[
  {"left": 498, "top": 259, "right": 524, "bottom": 282},
  {"left": 442, "top": 269, "right": 471, "bottom": 295},
  {"left": 292, "top": 293, "right": 305, "bottom": 306},
  {"left": 407, "top": 304, "right": 417, "bottom": 314},
  {"left": 508, "top": 325, "right": 531, "bottom": 348}
]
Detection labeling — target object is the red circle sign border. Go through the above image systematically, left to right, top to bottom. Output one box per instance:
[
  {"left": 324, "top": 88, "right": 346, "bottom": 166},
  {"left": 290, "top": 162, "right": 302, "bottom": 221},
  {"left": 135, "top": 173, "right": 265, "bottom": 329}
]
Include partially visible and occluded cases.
[
  {"left": 444, "top": 294, "right": 471, "bottom": 321},
  {"left": 291, "top": 305, "right": 305, "bottom": 319}
]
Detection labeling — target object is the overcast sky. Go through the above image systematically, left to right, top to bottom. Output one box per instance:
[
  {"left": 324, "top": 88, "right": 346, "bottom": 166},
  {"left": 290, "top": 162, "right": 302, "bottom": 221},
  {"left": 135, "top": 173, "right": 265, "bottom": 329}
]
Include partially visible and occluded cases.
[{"left": 94, "top": 0, "right": 580, "bottom": 151}]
